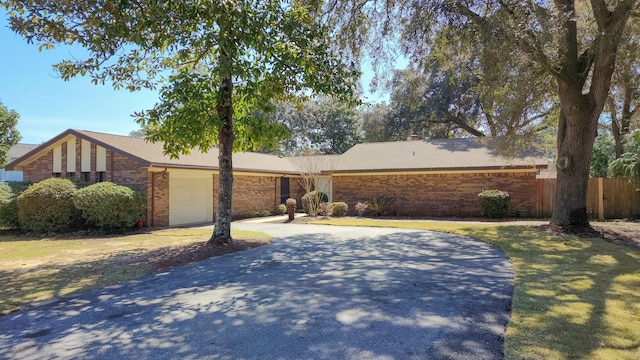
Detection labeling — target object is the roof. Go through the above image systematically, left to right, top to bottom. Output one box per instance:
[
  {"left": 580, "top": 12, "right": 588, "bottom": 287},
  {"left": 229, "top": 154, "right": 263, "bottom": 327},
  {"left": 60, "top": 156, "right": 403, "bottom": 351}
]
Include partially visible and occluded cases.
[
  {"left": 6, "top": 129, "right": 548, "bottom": 174},
  {"left": 6, "top": 129, "right": 298, "bottom": 174},
  {"left": 331, "top": 138, "right": 548, "bottom": 173},
  {"left": 8, "top": 143, "right": 38, "bottom": 162}
]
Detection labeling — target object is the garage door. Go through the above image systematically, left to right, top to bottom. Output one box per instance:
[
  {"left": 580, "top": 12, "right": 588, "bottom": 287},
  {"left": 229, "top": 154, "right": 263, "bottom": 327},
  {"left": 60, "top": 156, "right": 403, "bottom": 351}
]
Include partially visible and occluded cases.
[{"left": 169, "top": 172, "right": 213, "bottom": 226}]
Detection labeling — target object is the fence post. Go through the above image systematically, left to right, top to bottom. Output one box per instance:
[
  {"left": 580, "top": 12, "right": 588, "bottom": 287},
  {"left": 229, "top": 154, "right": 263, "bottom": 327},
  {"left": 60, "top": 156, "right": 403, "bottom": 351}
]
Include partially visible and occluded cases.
[{"left": 598, "top": 177, "right": 604, "bottom": 220}]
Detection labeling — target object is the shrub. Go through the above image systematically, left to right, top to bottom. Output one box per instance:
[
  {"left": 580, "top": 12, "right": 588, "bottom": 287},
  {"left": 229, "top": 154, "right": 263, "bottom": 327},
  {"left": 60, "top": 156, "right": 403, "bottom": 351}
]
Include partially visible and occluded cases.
[
  {"left": 17, "top": 178, "right": 81, "bottom": 233},
  {"left": 0, "top": 182, "right": 32, "bottom": 229},
  {"left": 73, "top": 182, "right": 146, "bottom": 230},
  {"left": 478, "top": 189, "right": 510, "bottom": 218},
  {"left": 301, "top": 191, "right": 328, "bottom": 216},
  {"left": 368, "top": 196, "right": 391, "bottom": 217},
  {"left": 285, "top": 198, "right": 296, "bottom": 220},
  {"left": 285, "top": 198, "right": 297, "bottom": 208},
  {"left": 355, "top": 201, "right": 368, "bottom": 217},
  {"left": 330, "top": 202, "right": 348, "bottom": 217},
  {"left": 276, "top": 204, "right": 287, "bottom": 215},
  {"left": 246, "top": 210, "right": 259, "bottom": 218},
  {"left": 259, "top": 210, "right": 271, "bottom": 217}
]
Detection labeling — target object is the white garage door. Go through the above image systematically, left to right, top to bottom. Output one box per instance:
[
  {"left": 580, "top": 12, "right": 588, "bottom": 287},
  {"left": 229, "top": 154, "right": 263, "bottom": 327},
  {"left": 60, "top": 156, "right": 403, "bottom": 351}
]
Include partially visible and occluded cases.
[{"left": 169, "top": 172, "right": 213, "bottom": 226}]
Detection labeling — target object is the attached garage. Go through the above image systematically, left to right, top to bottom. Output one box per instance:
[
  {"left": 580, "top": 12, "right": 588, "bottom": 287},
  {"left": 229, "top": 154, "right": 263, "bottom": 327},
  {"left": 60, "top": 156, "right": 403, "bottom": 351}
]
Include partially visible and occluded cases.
[{"left": 169, "top": 170, "right": 214, "bottom": 226}]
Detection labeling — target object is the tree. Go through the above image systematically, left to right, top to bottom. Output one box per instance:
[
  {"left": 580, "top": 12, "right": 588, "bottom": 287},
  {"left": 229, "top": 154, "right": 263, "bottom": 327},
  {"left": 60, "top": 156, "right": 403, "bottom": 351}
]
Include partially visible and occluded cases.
[
  {"left": 324, "top": 0, "right": 639, "bottom": 227},
  {"left": 4, "top": 1, "right": 358, "bottom": 244},
  {"left": 606, "top": 15, "right": 640, "bottom": 157},
  {"left": 371, "top": 24, "right": 556, "bottom": 143},
  {"left": 385, "top": 67, "right": 483, "bottom": 140},
  {"left": 270, "top": 97, "right": 361, "bottom": 155},
  {"left": 0, "top": 100, "right": 21, "bottom": 167},
  {"left": 359, "top": 102, "right": 391, "bottom": 142},
  {"left": 128, "top": 128, "right": 147, "bottom": 138},
  {"left": 609, "top": 130, "right": 640, "bottom": 186},
  {"left": 590, "top": 132, "right": 615, "bottom": 177}
]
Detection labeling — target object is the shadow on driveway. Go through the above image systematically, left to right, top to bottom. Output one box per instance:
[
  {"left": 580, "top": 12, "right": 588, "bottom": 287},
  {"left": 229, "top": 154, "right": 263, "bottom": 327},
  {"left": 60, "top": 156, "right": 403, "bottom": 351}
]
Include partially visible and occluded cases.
[{"left": 0, "top": 226, "right": 513, "bottom": 360}]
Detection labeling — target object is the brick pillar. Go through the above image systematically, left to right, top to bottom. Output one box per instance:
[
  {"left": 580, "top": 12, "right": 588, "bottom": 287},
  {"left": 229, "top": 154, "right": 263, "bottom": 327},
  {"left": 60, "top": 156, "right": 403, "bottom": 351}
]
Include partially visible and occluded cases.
[
  {"left": 61, "top": 142, "right": 67, "bottom": 178},
  {"left": 90, "top": 143, "right": 97, "bottom": 183},
  {"left": 147, "top": 171, "right": 169, "bottom": 227}
]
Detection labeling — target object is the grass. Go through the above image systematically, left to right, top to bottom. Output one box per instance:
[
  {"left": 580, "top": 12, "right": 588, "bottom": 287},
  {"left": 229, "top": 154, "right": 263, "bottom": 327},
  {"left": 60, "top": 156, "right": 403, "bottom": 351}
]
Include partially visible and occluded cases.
[
  {"left": 309, "top": 218, "right": 640, "bottom": 360},
  {"left": 0, "top": 229, "right": 270, "bottom": 315}
]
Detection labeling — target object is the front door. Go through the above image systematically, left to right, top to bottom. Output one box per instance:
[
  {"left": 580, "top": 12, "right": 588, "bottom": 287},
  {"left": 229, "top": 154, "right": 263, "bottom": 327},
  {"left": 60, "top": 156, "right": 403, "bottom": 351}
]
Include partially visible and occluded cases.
[{"left": 280, "top": 177, "right": 290, "bottom": 204}]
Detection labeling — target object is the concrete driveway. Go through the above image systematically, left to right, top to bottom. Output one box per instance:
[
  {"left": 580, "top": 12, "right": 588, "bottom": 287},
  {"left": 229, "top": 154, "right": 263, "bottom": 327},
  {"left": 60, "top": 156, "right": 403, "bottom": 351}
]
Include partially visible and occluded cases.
[{"left": 0, "top": 223, "right": 513, "bottom": 360}]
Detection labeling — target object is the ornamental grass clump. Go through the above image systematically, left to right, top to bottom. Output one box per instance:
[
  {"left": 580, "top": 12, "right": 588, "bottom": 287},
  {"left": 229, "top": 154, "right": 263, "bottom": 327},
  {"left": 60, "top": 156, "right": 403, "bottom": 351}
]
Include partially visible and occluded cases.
[
  {"left": 478, "top": 189, "right": 510, "bottom": 218},
  {"left": 368, "top": 196, "right": 391, "bottom": 217}
]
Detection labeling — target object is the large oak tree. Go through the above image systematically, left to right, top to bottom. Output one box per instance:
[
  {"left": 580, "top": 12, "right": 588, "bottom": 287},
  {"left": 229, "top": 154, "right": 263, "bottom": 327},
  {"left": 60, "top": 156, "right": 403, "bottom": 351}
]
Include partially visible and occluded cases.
[
  {"left": 2, "top": 0, "right": 358, "bottom": 243},
  {"left": 325, "top": 0, "right": 638, "bottom": 227}
]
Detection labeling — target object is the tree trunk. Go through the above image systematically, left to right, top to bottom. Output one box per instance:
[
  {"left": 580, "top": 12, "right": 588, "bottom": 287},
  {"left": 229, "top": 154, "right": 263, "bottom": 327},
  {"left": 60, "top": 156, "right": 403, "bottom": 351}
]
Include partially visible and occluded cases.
[
  {"left": 548, "top": 0, "right": 632, "bottom": 228},
  {"left": 209, "top": 75, "right": 235, "bottom": 245},
  {"left": 551, "top": 105, "right": 598, "bottom": 227}
]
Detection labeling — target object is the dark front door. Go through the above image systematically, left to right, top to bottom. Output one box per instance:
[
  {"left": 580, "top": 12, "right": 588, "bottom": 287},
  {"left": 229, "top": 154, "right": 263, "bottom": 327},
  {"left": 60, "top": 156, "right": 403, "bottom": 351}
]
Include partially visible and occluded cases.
[{"left": 280, "top": 177, "right": 290, "bottom": 204}]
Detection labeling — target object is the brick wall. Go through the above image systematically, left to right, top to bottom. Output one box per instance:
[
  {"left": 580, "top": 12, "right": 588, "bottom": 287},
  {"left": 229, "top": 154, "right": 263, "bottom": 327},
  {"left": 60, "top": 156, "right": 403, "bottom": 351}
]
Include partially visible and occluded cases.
[
  {"left": 22, "top": 150, "right": 53, "bottom": 182},
  {"left": 111, "top": 152, "right": 147, "bottom": 190},
  {"left": 147, "top": 171, "right": 169, "bottom": 227},
  {"left": 333, "top": 171, "right": 537, "bottom": 217},
  {"left": 231, "top": 175, "right": 278, "bottom": 217},
  {"left": 289, "top": 178, "right": 306, "bottom": 205}
]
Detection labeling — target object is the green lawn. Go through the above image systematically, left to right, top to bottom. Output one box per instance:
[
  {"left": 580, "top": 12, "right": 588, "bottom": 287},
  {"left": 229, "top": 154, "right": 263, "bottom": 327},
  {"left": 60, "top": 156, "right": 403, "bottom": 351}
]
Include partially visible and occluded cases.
[
  {"left": 309, "top": 218, "right": 640, "bottom": 360},
  {"left": 0, "top": 229, "right": 270, "bottom": 315}
]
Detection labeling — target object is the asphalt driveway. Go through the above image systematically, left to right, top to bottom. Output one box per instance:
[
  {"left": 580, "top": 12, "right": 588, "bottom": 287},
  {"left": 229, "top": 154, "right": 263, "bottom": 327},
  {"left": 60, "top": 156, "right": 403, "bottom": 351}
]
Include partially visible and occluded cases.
[{"left": 0, "top": 223, "right": 513, "bottom": 360}]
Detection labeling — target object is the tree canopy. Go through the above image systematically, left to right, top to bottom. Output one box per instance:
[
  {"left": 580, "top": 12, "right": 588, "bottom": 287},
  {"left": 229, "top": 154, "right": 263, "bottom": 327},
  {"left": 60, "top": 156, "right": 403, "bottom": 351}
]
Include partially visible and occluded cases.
[
  {"left": 324, "top": 0, "right": 639, "bottom": 227},
  {"left": 269, "top": 97, "right": 362, "bottom": 155},
  {"left": 0, "top": 100, "right": 21, "bottom": 167}
]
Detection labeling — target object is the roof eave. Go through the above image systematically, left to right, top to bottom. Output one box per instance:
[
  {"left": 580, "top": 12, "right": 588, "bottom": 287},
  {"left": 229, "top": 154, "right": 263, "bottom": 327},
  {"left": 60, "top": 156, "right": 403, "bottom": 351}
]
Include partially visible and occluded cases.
[{"left": 330, "top": 164, "right": 548, "bottom": 174}]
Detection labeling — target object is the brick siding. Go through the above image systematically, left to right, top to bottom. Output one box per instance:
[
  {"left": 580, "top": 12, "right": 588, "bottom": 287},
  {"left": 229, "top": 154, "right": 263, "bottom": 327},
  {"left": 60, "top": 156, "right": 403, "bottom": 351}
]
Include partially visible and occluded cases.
[
  {"left": 22, "top": 150, "right": 54, "bottom": 182},
  {"left": 111, "top": 152, "right": 147, "bottom": 190},
  {"left": 147, "top": 171, "right": 169, "bottom": 227},
  {"left": 333, "top": 171, "right": 537, "bottom": 217},
  {"left": 230, "top": 175, "right": 278, "bottom": 217}
]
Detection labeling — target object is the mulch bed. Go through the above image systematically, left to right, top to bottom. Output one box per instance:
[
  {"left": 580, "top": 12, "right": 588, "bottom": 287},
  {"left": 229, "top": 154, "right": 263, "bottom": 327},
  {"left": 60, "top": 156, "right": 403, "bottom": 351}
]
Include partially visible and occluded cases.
[{"left": 147, "top": 239, "right": 271, "bottom": 271}]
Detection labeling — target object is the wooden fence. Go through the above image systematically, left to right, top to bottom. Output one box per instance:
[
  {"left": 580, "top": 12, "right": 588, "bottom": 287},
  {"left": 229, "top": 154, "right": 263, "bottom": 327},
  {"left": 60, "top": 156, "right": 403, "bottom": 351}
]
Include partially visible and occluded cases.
[{"left": 536, "top": 178, "right": 640, "bottom": 219}]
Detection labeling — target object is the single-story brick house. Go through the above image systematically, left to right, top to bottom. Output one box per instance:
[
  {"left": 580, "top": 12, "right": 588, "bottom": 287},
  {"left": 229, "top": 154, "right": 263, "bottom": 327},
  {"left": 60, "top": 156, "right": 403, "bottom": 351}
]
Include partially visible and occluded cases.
[{"left": 6, "top": 129, "right": 547, "bottom": 226}]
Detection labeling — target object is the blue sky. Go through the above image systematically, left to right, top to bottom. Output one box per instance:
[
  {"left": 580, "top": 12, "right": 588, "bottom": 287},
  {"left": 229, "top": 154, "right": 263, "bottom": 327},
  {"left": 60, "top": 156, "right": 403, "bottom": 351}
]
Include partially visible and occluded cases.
[{"left": 0, "top": 13, "right": 390, "bottom": 145}]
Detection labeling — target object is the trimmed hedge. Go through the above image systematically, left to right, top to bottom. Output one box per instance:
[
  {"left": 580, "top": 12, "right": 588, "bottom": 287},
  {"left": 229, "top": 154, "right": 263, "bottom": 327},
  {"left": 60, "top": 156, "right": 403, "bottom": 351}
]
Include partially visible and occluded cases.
[
  {"left": 17, "top": 178, "right": 81, "bottom": 233},
  {"left": 0, "top": 182, "right": 31, "bottom": 229},
  {"left": 73, "top": 182, "right": 145, "bottom": 230},
  {"left": 478, "top": 189, "right": 510, "bottom": 218},
  {"left": 301, "top": 191, "right": 328, "bottom": 215}
]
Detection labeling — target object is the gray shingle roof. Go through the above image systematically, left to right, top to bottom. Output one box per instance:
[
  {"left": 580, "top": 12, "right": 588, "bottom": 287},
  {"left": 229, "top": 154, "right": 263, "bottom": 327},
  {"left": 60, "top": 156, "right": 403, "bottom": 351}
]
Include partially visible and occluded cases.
[
  {"left": 7, "top": 129, "right": 547, "bottom": 174},
  {"left": 74, "top": 130, "right": 299, "bottom": 173},
  {"left": 332, "top": 138, "right": 547, "bottom": 173},
  {"left": 8, "top": 143, "right": 38, "bottom": 162}
]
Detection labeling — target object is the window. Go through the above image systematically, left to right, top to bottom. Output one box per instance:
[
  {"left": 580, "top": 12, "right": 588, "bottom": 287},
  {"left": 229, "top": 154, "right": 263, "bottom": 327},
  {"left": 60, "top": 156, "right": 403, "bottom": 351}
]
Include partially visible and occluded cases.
[
  {"left": 97, "top": 171, "right": 106, "bottom": 182},
  {"left": 53, "top": 172, "right": 61, "bottom": 178},
  {"left": 66, "top": 172, "right": 76, "bottom": 179},
  {"left": 81, "top": 172, "right": 90, "bottom": 183}
]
